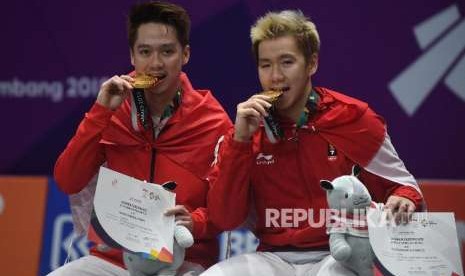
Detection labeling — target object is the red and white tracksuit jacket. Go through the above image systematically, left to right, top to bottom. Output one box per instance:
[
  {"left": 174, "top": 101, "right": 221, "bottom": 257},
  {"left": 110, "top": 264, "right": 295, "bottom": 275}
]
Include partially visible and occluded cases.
[
  {"left": 54, "top": 72, "right": 232, "bottom": 268},
  {"left": 208, "top": 87, "right": 423, "bottom": 252}
]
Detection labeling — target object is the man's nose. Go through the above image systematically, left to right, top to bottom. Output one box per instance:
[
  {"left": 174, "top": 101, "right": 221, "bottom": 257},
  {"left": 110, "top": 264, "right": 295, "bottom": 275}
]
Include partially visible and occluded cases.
[
  {"left": 148, "top": 53, "right": 164, "bottom": 69},
  {"left": 271, "top": 66, "right": 285, "bottom": 83}
]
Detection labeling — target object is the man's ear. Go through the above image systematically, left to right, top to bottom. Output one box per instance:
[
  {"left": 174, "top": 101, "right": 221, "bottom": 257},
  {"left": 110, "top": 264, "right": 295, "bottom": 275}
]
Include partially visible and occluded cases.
[
  {"left": 182, "top": 45, "right": 190, "bottom": 65},
  {"left": 130, "top": 48, "right": 135, "bottom": 66},
  {"left": 307, "top": 53, "right": 319, "bottom": 76}
]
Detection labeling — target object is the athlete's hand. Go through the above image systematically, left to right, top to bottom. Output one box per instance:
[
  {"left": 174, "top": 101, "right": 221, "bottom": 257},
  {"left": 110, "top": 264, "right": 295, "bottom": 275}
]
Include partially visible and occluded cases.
[
  {"left": 96, "top": 75, "right": 134, "bottom": 110},
  {"left": 234, "top": 94, "right": 273, "bottom": 142},
  {"left": 384, "top": 195, "right": 416, "bottom": 225},
  {"left": 164, "top": 205, "right": 193, "bottom": 233}
]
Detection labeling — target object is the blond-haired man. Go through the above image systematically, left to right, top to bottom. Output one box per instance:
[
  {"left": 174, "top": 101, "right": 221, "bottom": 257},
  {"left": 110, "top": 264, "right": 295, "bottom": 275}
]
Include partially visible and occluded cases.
[{"left": 204, "top": 10, "right": 423, "bottom": 276}]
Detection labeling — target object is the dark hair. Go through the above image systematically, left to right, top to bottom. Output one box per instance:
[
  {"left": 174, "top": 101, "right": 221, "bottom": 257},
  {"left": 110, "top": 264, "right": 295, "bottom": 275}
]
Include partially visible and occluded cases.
[{"left": 127, "top": 1, "right": 191, "bottom": 49}]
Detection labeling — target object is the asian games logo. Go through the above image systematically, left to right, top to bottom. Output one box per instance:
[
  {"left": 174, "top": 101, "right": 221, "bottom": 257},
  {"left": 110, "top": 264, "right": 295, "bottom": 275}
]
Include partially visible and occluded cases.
[{"left": 388, "top": 4, "right": 465, "bottom": 116}]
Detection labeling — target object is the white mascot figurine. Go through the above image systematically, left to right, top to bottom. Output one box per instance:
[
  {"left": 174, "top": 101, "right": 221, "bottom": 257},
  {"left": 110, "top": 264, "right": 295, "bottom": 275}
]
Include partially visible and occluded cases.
[
  {"left": 320, "top": 165, "right": 375, "bottom": 276},
  {"left": 123, "top": 181, "right": 194, "bottom": 276}
]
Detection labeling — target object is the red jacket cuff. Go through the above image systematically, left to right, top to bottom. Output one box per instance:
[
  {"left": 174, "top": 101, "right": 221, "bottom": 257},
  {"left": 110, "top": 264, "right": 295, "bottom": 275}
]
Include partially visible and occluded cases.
[
  {"left": 86, "top": 102, "right": 115, "bottom": 127},
  {"left": 226, "top": 132, "right": 253, "bottom": 153},
  {"left": 390, "top": 185, "right": 424, "bottom": 210},
  {"left": 191, "top": 208, "right": 221, "bottom": 239},
  {"left": 191, "top": 212, "right": 203, "bottom": 239}
]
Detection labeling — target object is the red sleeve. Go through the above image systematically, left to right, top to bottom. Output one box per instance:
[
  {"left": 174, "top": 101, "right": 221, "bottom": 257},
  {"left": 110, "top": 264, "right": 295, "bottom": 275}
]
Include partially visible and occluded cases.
[
  {"left": 54, "top": 103, "right": 112, "bottom": 194},
  {"left": 207, "top": 131, "right": 253, "bottom": 231},
  {"left": 359, "top": 169, "right": 424, "bottom": 210},
  {"left": 390, "top": 185, "right": 425, "bottom": 210},
  {"left": 190, "top": 207, "right": 221, "bottom": 239}
]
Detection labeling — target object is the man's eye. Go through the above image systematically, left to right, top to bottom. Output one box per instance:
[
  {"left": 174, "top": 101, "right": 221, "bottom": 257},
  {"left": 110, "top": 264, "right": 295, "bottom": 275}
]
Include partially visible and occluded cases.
[
  {"left": 140, "top": 49, "right": 150, "bottom": 56},
  {"left": 162, "top": 49, "right": 174, "bottom": 55},
  {"left": 282, "top": 60, "right": 294, "bottom": 65},
  {"left": 259, "top": 64, "right": 270, "bottom": 69}
]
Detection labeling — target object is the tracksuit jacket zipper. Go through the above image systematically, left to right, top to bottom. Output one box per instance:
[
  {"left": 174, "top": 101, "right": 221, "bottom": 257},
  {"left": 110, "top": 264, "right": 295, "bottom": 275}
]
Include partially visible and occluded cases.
[{"left": 150, "top": 148, "right": 156, "bottom": 183}]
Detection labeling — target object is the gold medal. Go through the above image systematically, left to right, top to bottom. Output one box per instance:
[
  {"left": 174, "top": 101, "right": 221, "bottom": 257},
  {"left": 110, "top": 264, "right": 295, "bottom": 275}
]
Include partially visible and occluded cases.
[
  {"left": 133, "top": 74, "right": 159, "bottom": 89},
  {"left": 258, "top": 90, "right": 284, "bottom": 142},
  {"left": 260, "top": 90, "right": 283, "bottom": 104}
]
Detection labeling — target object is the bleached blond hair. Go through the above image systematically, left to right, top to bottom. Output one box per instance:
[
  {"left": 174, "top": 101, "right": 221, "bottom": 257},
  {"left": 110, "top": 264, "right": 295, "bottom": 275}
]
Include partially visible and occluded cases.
[{"left": 250, "top": 10, "right": 320, "bottom": 64}]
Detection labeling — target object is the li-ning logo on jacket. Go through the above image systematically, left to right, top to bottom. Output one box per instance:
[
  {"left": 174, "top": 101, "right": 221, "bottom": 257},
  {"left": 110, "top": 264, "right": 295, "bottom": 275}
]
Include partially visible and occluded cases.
[
  {"left": 388, "top": 4, "right": 465, "bottom": 116},
  {"left": 256, "top": 153, "right": 275, "bottom": 165}
]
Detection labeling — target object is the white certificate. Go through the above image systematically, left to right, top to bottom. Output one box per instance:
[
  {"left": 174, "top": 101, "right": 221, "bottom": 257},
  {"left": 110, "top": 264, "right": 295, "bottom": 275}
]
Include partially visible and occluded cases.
[
  {"left": 90, "top": 167, "right": 176, "bottom": 262},
  {"left": 368, "top": 209, "right": 463, "bottom": 276}
]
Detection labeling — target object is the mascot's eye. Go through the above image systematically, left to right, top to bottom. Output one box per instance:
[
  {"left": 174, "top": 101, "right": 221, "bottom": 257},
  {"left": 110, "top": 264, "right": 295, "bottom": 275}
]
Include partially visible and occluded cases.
[{"left": 344, "top": 193, "right": 349, "bottom": 199}]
